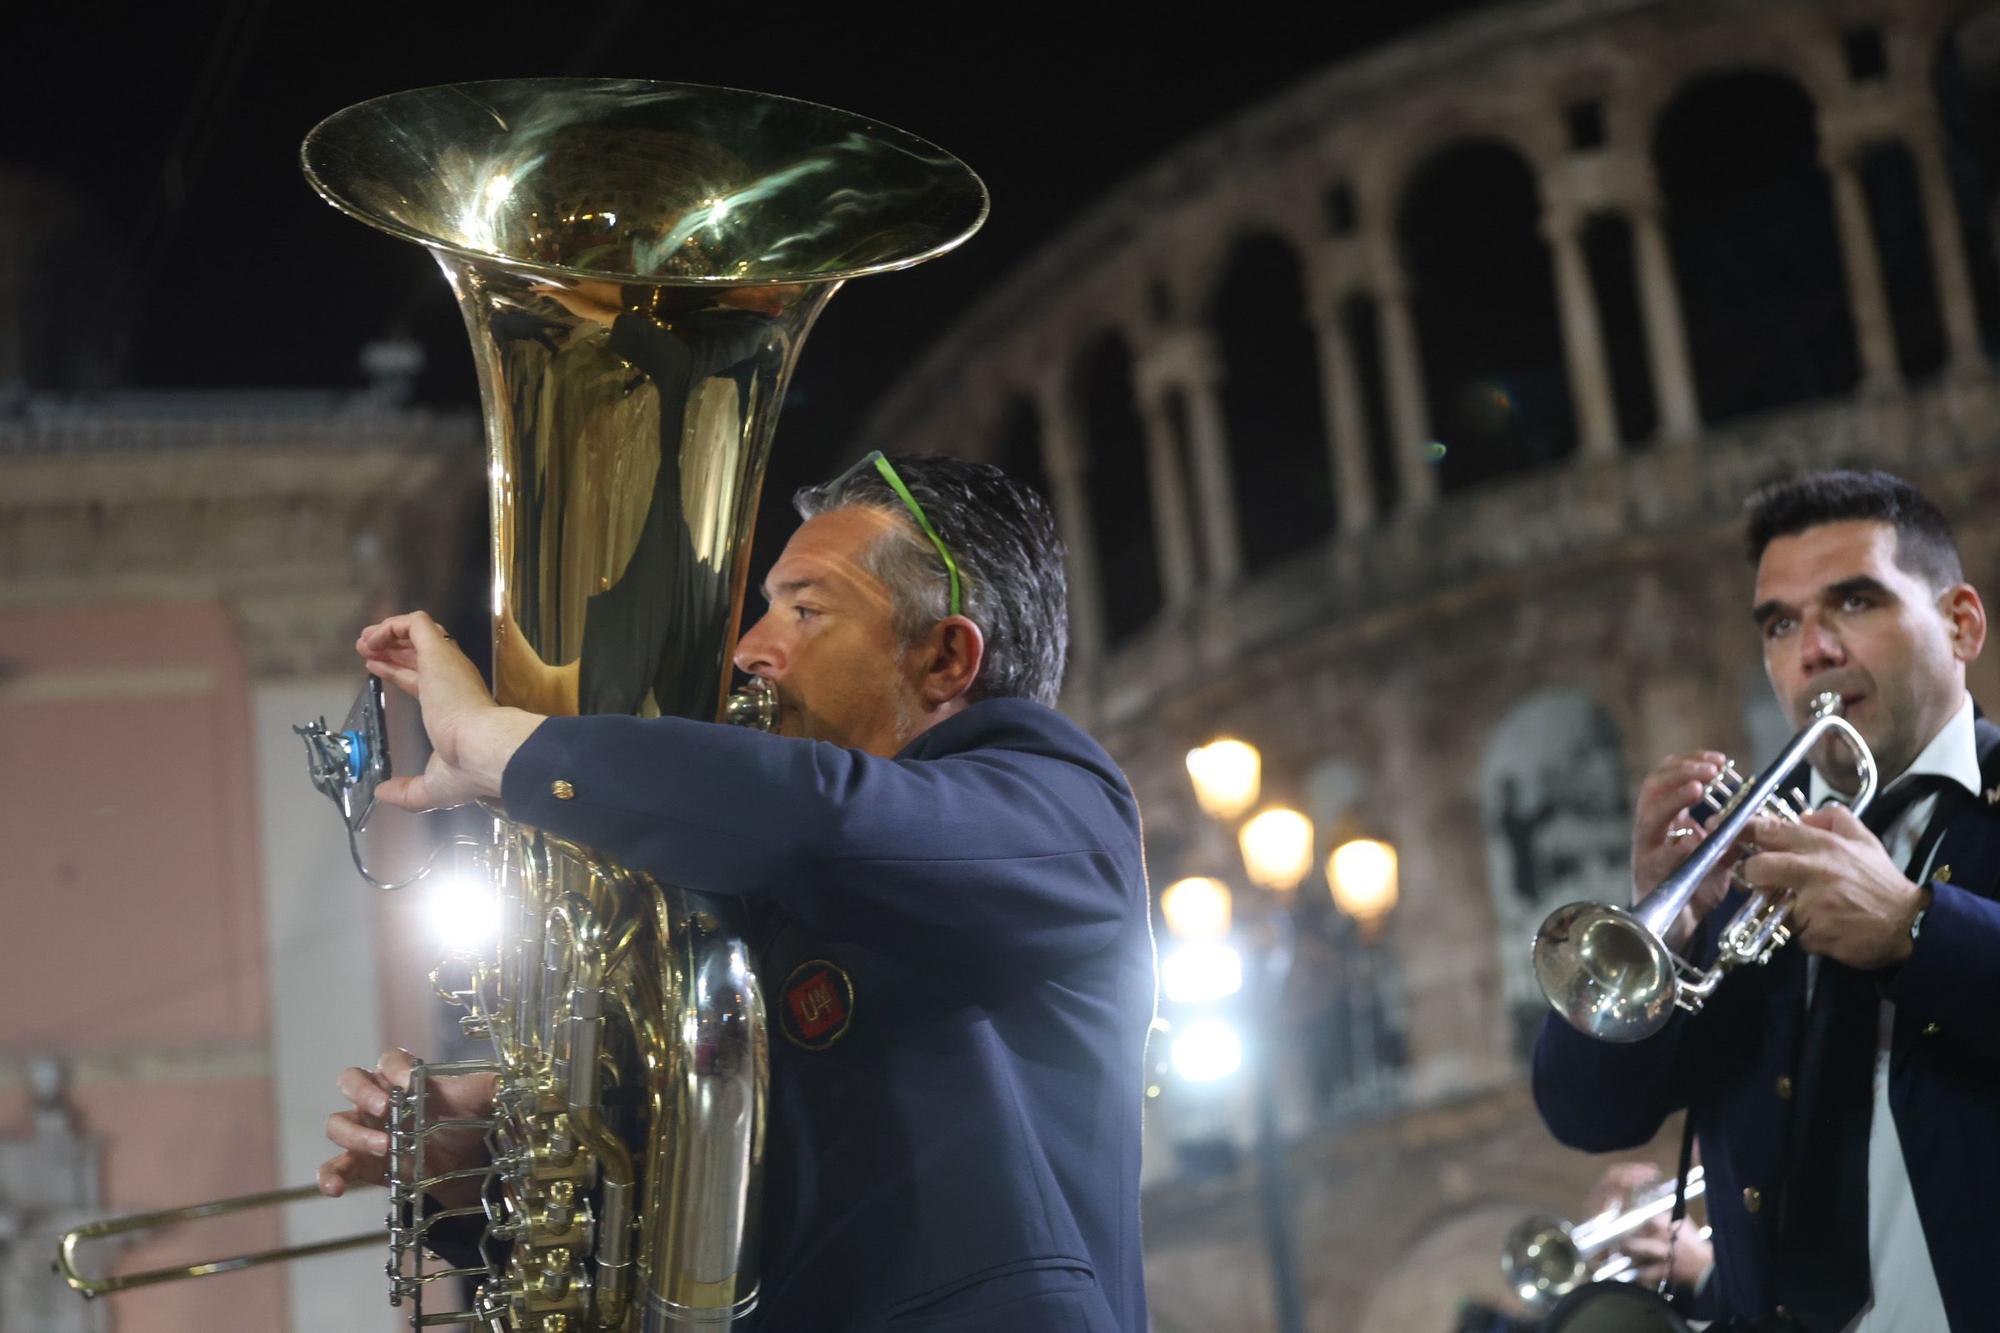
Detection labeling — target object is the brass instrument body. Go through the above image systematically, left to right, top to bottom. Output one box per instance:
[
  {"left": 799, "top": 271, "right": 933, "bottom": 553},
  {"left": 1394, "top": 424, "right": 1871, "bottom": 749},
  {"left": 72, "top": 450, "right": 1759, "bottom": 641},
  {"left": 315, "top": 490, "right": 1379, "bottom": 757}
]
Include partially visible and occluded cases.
[
  {"left": 300, "top": 78, "right": 985, "bottom": 1333},
  {"left": 58, "top": 79, "right": 983, "bottom": 1328},
  {"left": 1534, "top": 691, "right": 1877, "bottom": 1042},
  {"left": 1502, "top": 1167, "right": 1707, "bottom": 1310}
]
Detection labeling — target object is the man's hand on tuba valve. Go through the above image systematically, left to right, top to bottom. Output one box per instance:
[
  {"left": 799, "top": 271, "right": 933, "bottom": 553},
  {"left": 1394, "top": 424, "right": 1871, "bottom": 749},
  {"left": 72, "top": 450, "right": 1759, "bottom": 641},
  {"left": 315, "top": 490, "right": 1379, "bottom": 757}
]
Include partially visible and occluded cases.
[{"left": 318, "top": 1048, "right": 496, "bottom": 1211}]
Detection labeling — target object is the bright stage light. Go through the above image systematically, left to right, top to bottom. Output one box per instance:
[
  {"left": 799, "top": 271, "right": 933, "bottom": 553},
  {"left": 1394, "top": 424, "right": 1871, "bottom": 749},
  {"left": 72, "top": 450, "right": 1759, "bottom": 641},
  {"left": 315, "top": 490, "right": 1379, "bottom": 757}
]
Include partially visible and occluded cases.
[
  {"left": 427, "top": 873, "right": 501, "bottom": 954},
  {"left": 1159, "top": 942, "right": 1244, "bottom": 1006},
  {"left": 1170, "top": 1019, "right": 1244, "bottom": 1083}
]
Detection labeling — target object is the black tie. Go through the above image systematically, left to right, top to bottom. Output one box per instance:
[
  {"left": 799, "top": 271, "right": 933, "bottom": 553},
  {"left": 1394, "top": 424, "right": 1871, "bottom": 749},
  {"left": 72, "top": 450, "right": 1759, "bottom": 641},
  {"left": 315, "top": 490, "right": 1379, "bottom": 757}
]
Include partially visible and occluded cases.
[{"left": 1771, "top": 775, "right": 1953, "bottom": 1331}]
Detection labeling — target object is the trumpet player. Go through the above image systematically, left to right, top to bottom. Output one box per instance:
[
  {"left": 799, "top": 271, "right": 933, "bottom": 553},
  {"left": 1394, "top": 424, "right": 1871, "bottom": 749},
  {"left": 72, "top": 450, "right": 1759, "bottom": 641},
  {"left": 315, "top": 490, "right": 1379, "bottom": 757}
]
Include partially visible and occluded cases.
[
  {"left": 316, "top": 457, "right": 1155, "bottom": 1332},
  {"left": 1533, "top": 470, "right": 2000, "bottom": 1331}
]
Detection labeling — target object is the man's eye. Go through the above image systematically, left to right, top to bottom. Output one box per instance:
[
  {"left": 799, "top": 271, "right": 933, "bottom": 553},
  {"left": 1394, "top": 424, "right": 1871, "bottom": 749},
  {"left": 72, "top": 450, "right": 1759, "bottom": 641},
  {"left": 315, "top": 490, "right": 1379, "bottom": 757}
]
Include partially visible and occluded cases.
[
  {"left": 1838, "top": 592, "right": 1874, "bottom": 612},
  {"left": 794, "top": 605, "right": 819, "bottom": 622},
  {"left": 1764, "top": 617, "right": 1795, "bottom": 640}
]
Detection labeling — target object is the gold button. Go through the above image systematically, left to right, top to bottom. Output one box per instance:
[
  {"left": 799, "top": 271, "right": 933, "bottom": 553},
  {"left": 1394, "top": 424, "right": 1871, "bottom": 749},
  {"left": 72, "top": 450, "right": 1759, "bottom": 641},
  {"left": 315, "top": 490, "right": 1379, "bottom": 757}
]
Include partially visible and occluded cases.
[
  {"left": 551, "top": 780, "right": 575, "bottom": 800},
  {"left": 1933, "top": 864, "right": 1951, "bottom": 883},
  {"left": 1924, "top": 1021, "right": 1942, "bottom": 1037},
  {"left": 1776, "top": 1075, "right": 1794, "bottom": 1099},
  {"left": 1743, "top": 1186, "right": 1763, "bottom": 1213}
]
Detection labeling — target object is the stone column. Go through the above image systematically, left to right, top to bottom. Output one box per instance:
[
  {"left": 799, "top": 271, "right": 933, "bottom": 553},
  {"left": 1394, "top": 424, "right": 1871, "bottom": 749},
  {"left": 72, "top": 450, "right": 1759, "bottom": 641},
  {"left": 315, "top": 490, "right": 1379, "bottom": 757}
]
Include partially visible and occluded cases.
[
  {"left": 1907, "top": 124, "right": 1991, "bottom": 381},
  {"left": 1822, "top": 140, "right": 1903, "bottom": 396},
  {"left": 1627, "top": 194, "right": 1702, "bottom": 446},
  {"left": 1541, "top": 207, "right": 1621, "bottom": 458},
  {"left": 1376, "top": 266, "right": 1438, "bottom": 512},
  {"left": 1310, "top": 288, "right": 1376, "bottom": 533},
  {"left": 1140, "top": 328, "right": 1244, "bottom": 590},
  {"left": 1033, "top": 372, "right": 1106, "bottom": 671},
  {"left": 1134, "top": 383, "right": 1199, "bottom": 608}
]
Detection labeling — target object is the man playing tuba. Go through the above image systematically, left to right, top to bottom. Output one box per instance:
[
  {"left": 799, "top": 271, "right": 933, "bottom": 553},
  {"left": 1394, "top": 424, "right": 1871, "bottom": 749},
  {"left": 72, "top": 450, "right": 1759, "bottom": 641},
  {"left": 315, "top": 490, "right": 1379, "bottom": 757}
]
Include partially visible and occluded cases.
[{"left": 319, "top": 455, "right": 1156, "bottom": 1332}]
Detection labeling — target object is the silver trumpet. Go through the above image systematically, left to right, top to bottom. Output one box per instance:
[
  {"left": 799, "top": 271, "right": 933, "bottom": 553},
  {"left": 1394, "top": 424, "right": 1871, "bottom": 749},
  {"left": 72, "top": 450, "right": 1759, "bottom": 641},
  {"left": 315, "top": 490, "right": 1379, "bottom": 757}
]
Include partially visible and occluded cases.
[
  {"left": 1534, "top": 690, "right": 1876, "bottom": 1042},
  {"left": 1502, "top": 1167, "right": 1707, "bottom": 1310}
]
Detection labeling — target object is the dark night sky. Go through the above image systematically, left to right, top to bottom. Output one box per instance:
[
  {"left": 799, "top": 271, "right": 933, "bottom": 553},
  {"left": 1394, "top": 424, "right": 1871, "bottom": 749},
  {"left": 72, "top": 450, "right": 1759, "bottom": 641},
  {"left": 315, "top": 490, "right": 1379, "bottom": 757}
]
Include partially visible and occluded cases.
[{"left": 6, "top": 2, "right": 1492, "bottom": 527}]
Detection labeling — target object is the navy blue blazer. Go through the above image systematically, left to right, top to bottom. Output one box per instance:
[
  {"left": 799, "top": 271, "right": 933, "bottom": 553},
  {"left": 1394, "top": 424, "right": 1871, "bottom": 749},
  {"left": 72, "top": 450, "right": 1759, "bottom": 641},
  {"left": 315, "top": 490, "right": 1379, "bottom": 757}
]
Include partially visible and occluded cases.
[
  {"left": 503, "top": 697, "right": 1155, "bottom": 1332},
  {"left": 1532, "top": 718, "right": 2000, "bottom": 1329}
]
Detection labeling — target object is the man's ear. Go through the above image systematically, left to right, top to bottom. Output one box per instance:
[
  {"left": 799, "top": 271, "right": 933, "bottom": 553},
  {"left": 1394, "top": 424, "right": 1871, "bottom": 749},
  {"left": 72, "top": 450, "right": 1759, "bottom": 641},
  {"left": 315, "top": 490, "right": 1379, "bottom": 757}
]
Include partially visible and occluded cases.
[
  {"left": 1943, "top": 583, "right": 1986, "bottom": 665},
  {"left": 918, "top": 616, "right": 985, "bottom": 706}
]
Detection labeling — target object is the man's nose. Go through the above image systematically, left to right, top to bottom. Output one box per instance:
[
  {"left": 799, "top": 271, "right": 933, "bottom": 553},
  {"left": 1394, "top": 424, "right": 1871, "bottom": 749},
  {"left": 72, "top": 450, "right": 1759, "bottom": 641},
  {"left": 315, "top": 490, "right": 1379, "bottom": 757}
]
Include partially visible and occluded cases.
[
  {"left": 733, "top": 612, "right": 784, "bottom": 678},
  {"left": 1798, "top": 613, "right": 1845, "bottom": 671}
]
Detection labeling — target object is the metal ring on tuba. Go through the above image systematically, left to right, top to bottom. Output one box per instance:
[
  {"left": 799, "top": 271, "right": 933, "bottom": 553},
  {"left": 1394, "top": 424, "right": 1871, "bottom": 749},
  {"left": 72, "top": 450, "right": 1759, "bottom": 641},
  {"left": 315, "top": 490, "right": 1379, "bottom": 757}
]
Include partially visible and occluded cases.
[
  {"left": 57, "top": 79, "right": 985, "bottom": 1329},
  {"left": 1534, "top": 690, "right": 1876, "bottom": 1042},
  {"left": 1502, "top": 1167, "right": 1706, "bottom": 1311}
]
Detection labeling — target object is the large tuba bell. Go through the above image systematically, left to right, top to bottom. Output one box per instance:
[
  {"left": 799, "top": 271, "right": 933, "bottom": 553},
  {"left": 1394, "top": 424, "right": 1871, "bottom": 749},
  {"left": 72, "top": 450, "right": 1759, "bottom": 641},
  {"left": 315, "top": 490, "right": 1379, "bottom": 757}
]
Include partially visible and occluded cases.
[{"left": 57, "top": 79, "right": 984, "bottom": 1329}]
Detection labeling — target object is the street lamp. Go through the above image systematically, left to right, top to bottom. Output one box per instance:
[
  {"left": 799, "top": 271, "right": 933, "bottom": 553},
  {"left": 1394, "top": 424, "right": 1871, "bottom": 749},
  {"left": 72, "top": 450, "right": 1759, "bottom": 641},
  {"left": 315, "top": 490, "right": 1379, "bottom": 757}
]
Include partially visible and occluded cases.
[
  {"left": 1175, "top": 739, "right": 1405, "bottom": 1333},
  {"left": 1186, "top": 739, "right": 1261, "bottom": 821},
  {"left": 1238, "top": 807, "right": 1314, "bottom": 893},
  {"left": 1328, "top": 837, "right": 1399, "bottom": 940},
  {"left": 1159, "top": 875, "right": 1233, "bottom": 941}
]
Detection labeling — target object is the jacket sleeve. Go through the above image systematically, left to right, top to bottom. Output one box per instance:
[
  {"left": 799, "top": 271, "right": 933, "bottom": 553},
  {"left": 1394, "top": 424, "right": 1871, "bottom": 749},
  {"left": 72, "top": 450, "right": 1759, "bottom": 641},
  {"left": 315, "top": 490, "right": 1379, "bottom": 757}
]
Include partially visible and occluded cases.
[
  {"left": 499, "top": 713, "right": 1141, "bottom": 966},
  {"left": 1882, "top": 877, "right": 2000, "bottom": 1060},
  {"left": 1529, "top": 905, "right": 1738, "bottom": 1151},
  {"left": 1531, "top": 1009, "right": 1695, "bottom": 1152}
]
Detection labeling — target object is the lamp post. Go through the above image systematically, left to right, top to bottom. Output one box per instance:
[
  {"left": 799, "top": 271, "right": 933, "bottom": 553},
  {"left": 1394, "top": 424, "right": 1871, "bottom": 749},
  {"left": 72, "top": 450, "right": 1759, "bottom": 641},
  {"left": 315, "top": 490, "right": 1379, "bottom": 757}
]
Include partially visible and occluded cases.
[
  {"left": 1175, "top": 738, "right": 1402, "bottom": 1333},
  {"left": 1181, "top": 742, "right": 1312, "bottom": 1333}
]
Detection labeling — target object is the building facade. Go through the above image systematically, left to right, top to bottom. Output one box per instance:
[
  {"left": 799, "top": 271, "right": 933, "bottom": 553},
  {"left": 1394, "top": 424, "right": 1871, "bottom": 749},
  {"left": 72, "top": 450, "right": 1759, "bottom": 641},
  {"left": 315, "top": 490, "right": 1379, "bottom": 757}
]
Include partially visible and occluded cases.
[{"left": 855, "top": 0, "right": 2000, "bottom": 1324}]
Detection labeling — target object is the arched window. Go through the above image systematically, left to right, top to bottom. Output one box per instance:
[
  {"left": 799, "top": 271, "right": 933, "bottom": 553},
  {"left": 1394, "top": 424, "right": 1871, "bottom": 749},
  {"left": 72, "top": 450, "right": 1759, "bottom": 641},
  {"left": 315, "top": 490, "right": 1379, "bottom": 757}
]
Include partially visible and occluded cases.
[
  {"left": 1933, "top": 17, "right": 2000, "bottom": 355},
  {"left": 1653, "top": 70, "right": 1857, "bottom": 419},
  {"left": 1397, "top": 139, "right": 1575, "bottom": 493},
  {"left": 1857, "top": 140, "right": 1949, "bottom": 381},
  {"left": 1581, "top": 213, "right": 1659, "bottom": 444},
  {"left": 1206, "top": 232, "right": 1335, "bottom": 570},
  {"left": 1072, "top": 331, "right": 1162, "bottom": 646},
  {"left": 991, "top": 394, "right": 1051, "bottom": 507}
]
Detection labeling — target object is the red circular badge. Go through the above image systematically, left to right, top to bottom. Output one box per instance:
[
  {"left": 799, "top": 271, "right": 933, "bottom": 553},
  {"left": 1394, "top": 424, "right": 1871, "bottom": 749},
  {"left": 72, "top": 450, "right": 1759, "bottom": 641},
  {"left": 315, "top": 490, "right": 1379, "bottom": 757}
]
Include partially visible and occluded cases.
[{"left": 779, "top": 959, "right": 855, "bottom": 1051}]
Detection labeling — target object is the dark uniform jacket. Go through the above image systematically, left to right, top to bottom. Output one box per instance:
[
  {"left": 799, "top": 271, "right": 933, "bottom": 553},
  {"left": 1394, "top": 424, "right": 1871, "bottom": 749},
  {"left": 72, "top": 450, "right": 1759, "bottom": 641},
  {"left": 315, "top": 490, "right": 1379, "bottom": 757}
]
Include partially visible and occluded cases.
[
  {"left": 502, "top": 697, "right": 1156, "bottom": 1332},
  {"left": 1532, "top": 716, "right": 2000, "bottom": 1329}
]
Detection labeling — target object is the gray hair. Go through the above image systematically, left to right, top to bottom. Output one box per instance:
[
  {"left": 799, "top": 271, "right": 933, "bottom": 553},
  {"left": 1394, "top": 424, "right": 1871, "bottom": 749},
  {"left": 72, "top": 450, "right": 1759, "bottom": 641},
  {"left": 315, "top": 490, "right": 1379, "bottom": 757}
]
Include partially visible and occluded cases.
[{"left": 793, "top": 454, "right": 1069, "bottom": 705}]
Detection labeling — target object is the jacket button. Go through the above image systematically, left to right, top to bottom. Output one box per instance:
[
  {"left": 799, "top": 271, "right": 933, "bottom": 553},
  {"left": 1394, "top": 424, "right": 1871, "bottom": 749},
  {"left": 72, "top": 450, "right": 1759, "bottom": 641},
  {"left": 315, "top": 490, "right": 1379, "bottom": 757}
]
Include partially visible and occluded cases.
[
  {"left": 552, "top": 780, "right": 576, "bottom": 800},
  {"left": 1923, "top": 1021, "right": 1942, "bottom": 1037},
  {"left": 1775, "top": 1075, "right": 1793, "bottom": 1099},
  {"left": 1743, "top": 1186, "right": 1763, "bottom": 1213}
]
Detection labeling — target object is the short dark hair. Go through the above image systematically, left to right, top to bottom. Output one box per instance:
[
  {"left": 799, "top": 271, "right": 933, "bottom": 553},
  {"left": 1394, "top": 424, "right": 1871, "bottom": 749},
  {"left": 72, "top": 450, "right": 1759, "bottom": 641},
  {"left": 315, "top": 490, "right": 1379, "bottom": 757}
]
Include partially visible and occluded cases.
[
  {"left": 794, "top": 454, "right": 1069, "bottom": 706},
  {"left": 1744, "top": 469, "right": 1963, "bottom": 590}
]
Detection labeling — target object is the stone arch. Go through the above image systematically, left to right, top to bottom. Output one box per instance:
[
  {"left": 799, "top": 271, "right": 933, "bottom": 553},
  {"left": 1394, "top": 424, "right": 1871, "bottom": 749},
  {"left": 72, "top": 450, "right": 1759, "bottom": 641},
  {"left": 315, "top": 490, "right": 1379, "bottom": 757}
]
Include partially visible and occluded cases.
[
  {"left": 1653, "top": 67, "right": 1858, "bottom": 420},
  {"left": 1396, "top": 137, "right": 1576, "bottom": 494},
  {"left": 1204, "top": 230, "right": 1335, "bottom": 572},
  {"left": 1070, "top": 328, "right": 1162, "bottom": 646},
  {"left": 1478, "top": 689, "right": 1630, "bottom": 1056}
]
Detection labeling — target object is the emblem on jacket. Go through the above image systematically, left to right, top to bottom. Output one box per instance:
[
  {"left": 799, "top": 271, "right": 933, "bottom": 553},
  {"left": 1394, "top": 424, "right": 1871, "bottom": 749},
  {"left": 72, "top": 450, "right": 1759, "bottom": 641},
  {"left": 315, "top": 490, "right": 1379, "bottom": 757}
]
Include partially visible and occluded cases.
[{"left": 780, "top": 959, "right": 855, "bottom": 1051}]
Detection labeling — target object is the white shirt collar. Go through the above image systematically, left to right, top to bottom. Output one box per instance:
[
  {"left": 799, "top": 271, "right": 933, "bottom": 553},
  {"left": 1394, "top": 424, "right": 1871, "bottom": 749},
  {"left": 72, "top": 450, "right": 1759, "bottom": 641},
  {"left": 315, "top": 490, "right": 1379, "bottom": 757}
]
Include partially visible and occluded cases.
[{"left": 1808, "top": 690, "right": 1980, "bottom": 809}]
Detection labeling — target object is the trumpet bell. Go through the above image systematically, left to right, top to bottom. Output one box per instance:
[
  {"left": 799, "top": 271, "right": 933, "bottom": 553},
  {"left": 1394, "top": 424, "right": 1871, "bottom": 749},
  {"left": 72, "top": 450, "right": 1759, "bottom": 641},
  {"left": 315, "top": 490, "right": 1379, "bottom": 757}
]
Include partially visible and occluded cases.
[
  {"left": 1533, "top": 901, "right": 1678, "bottom": 1043},
  {"left": 1501, "top": 1212, "right": 1585, "bottom": 1307}
]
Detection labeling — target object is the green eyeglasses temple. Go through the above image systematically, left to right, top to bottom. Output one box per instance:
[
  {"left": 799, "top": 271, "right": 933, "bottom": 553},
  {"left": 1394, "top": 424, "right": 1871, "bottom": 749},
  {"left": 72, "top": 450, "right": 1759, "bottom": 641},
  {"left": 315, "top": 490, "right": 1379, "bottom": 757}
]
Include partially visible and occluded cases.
[{"left": 835, "top": 450, "right": 964, "bottom": 617}]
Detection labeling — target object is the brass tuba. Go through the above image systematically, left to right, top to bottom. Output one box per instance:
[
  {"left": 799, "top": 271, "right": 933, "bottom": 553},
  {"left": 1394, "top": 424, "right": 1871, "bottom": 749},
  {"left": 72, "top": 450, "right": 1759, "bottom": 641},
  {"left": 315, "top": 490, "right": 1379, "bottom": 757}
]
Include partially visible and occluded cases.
[{"left": 57, "top": 79, "right": 984, "bottom": 1330}]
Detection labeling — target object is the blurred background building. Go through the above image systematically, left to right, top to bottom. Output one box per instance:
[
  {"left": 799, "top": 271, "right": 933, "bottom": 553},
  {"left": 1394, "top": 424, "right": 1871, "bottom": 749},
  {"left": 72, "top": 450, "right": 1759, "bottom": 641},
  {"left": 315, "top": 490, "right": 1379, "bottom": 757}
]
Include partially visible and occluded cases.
[{"left": 5, "top": 0, "right": 2000, "bottom": 1329}]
